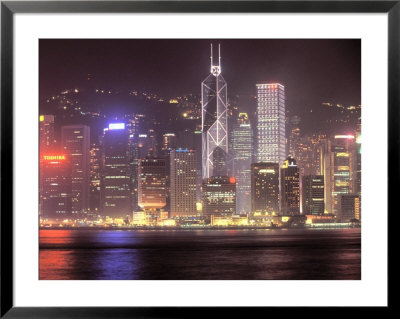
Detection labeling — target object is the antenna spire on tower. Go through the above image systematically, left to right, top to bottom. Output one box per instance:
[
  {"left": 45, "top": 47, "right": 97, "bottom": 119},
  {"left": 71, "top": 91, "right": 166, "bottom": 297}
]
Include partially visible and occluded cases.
[
  {"left": 210, "top": 43, "right": 213, "bottom": 68},
  {"left": 210, "top": 43, "right": 221, "bottom": 76},
  {"left": 218, "top": 43, "right": 221, "bottom": 67}
]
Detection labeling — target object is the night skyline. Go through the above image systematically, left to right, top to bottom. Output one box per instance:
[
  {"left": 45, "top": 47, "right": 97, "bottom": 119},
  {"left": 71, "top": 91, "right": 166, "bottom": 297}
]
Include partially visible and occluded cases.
[
  {"left": 39, "top": 39, "right": 361, "bottom": 281},
  {"left": 40, "top": 39, "right": 361, "bottom": 109}
]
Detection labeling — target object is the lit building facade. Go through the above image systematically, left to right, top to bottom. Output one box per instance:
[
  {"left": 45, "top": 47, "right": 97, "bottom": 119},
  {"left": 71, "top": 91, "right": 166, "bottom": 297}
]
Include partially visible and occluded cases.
[
  {"left": 202, "top": 44, "right": 228, "bottom": 178},
  {"left": 256, "top": 83, "right": 286, "bottom": 164},
  {"left": 230, "top": 112, "right": 253, "bottom": 213},
  {"left": 125, "top": 113, "right": 140, "bottom": 212},
  {"left": 39, "top": 115, "right": 55, "bottom": 216},
  {"left": 39, "top": 115, "right": 55, "bottom": 152},
  {"left": 289, "top": 115, "right": 301, "bottom": 159},
  {"left": 101, "top": 123, "right": 131, "bottom": 218},
  {"left": 61, "top": 125, "right": 90, "bottom": 214},
  {"left": 138, "top": 131, "right": 158, "bottom": 159},
  {"left": 162, "top": 133, "right": 177, "bottom": 152},
  {"left": 355, "top": 133, "right": 361, "bottom": 196},
  {"left": 293, "top": 134, "right": 326, "bottom": 176},
  {"left": 321, "top": 135, "right": 357, "bottom": 216},
  {"left": 89, "top": 143, "right": 101, "bottom": 214},
  {"left": 170, "top": 149, "right": 197, "bottom": 217},
  {"left": 41, "top": 154, "right": 72, "bottom": 219},
  {"left": 280, "top": 156, "right": 300, "bottom": 216},
  {"left": 138, "top": 158, "right": 167, "bottom": 212},
  {"left": 251, "top": 163, "right": 280, "bottom": 215},
  {"left": 301, "top": 175, "right": 324, "bottom": 215},
  {"left": 202, "top": 176, "right": 236, "bottom": 218},
  {"left": 339, "top": 194, "right": 360, "bottom": 222}
]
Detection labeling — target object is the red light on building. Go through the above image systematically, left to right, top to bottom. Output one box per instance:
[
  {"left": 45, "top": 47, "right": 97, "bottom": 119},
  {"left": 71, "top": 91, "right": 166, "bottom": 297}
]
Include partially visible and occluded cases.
[
  {"left": 43, "top": 155, "right": 66, "bottom": 161},
  {"left": 230, "top": 177, "right": 236, "bottom": 184}
]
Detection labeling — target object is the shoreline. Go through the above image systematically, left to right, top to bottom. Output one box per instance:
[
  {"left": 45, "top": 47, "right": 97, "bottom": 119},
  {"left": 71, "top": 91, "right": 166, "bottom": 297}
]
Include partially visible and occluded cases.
[{"left": 39, "top": 225, "right": 360, "bottom": 231}]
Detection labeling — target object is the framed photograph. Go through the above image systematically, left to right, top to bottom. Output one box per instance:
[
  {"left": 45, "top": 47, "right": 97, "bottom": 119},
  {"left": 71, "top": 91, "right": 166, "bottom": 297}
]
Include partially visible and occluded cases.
[{"left": 1, "top": 0, "right": 394, "bottom": 317}]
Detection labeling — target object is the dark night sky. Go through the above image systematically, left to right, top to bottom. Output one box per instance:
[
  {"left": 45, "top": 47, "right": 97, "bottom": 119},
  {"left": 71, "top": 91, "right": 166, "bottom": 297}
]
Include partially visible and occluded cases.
[{"left": 40, "top": 39, "right": 361, "bottom": 110}]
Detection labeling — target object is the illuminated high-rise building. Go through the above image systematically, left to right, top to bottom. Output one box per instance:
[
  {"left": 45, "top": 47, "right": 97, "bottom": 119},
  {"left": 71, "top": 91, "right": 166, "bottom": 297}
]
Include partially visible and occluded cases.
[
  {"left": 202, "top": 44, "right": 228, "bottom": 178},
  {"left": 256, "top": 83, "right": 286, "bottom": 163},
  {"left": 230, "top": 112, "right": 253, "bottom": 213},
  {"left": 124, "top": 114, "right": 140, "bottom": 212},
  {"left": 39, "top": 115, "right": 55, "bottom": 216},
  {"left": 39, "top": 115, "right": 55, "bottom": 152},
  {"left": 289, "top": 115, "right": 301, "bottom": 159},
  {"left": 101, "top": 123, "right": 131, "bottom": 218},
  {"left": 61, "top": 125, "right": 90, "bottom": 214},
  {"left": 177, "top": 128, "right": 203, "bottom": 201},
  {"left": 137, "top": 131, "right": 158, "bottom": 159},
  {"left": 161, "top": 133, "right": 178, "bottom": 212},
  {"left": 162, "top": 133, "right": 177, "bottom": 152},
  {"left": 355, "top": 133, "right": 361, "bottom": 196},
  {"left": 127, "top": 134, "right": 140, "bottom": 212},
  {"left": 293, "top": 134, "right": 326, "bottom": 176},
  {"left": 321, "top": 135, "right": 357, "bottom": 216},
  {"left": 89, "top": 143, "right": 101, "bottom": 214},
  {"left": 170, "top": 149, "right": 197, "bottom": 217},
  {"left": 41, "top": 154, "right": 72, "bottom": 219},
  {"left": 280, "top": 156, "right": 300, "bottom": 216},
  {"left": 138, "top": 158, "right": 167, "bottom": 212},
  {"left": 251, "top": 163, "right": 280, "bottom": 215},
  {"left": 302, "top": 175, "right": 325, "bottom": 215},
  {"left": 202, "top": 176, "right": 236, "bottom": 218},
  {"left": 339, "top": 194, "right": 360, "bottom": 222}
]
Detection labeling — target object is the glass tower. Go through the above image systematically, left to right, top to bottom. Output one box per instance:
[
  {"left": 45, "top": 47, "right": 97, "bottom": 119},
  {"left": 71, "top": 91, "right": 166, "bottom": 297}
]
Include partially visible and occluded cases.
[
  {"left": 202, "top": 44, "right": 228, "bottom": 178},
  {"left": 256, "top": 83, "right": 286, "bottom": 164},
  {"left": 230, "top": 113, "right": 253, "bottom": 213},
  {"left": 101, "top": 124, "right": 131, "bottom": 218},
  {"left": 61, "top": 125, "right": 90, "bottom": 214}
]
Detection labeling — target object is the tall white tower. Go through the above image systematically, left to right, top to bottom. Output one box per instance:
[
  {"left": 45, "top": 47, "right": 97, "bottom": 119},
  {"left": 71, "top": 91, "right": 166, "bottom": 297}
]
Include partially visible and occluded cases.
[
  {"left": 201, "top": 44, "right": 228, "bottom": 178},
  {"left": 256, "top": 83, "right": 286, "bottom": 164}
]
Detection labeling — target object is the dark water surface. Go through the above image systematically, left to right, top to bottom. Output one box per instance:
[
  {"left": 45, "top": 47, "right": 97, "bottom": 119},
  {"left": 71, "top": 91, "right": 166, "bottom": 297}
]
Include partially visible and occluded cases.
[{"left": 39, "top": 228, "right": 361, "bottom": 280}]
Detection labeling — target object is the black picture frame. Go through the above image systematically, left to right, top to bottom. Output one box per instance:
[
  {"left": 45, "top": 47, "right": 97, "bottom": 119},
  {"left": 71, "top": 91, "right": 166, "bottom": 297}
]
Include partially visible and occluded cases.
[{"left": 0, "top": 1, "right": 394, "bottom": 317}]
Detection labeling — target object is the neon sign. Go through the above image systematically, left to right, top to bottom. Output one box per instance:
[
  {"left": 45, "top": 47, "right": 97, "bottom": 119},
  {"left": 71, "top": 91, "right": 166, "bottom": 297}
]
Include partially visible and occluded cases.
[
  {"left": 108, "top": 123, "right": 125, "bottom": 130},
  {"left": 44, "top": 155, "right": 66, "bottom": 161}
]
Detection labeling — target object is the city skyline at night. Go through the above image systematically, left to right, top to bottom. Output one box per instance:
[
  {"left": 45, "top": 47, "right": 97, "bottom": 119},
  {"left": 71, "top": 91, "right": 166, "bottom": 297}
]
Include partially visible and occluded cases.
[
  {"left": 39, "top": 39, "right": 361, "bottom": 281},
  {"left": 39, "top": 39, "right": 361, "bottom": 226}
]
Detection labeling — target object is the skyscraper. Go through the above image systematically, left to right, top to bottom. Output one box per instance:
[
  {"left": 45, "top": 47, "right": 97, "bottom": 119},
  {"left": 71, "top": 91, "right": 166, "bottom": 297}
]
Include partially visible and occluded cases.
[
  {"left": 202, "top": 44, "right": 228, "bottom": 178},
  {"left": 256, "top": 83, "right": 286, "bottom": 164},
  {"left": 230, "top": 112, "right": 253, "bottom": 213},
  {"left": 39, "top": 115, "right": 55, "bottom": 216},
  {"left": 39, "top": 115, "right": 55, "bottom": 152},
  {"left": 125, "top": 115, "right": 140, "bottom": 212},
  {"left": 289, "top": 115, "right": 301, "bottom": 159},
  {"left": 101, "top": 123, "right": 131, "bottom": 218},
  {"left": 61, "top": 125, "right": 90, "bottom": 214},
  {"left": 177, "top": 127, "right": 203, "bottom": 201},
  {"left": 138, "top": 131, "right": 158, "bottom": 159},
  {"left": 127, "top": 133, "right": 140, "bottom": 212},
  {"left": 162, "top": 133, "right": 177, "bottom": 153},
  {"left": 355, "top": 133, "right": 361, "bottom": 196},
  {"left": 293, "top": 134, "right": 326, "bottom": 176},
  {"left": 321, "top": 135, "right": 357, "bottom": 216},
  {"left": 89, "top": 143, "right": 101, "bottom": 214},
  {"left": 170, "top": 149, "right": 197, "bottom": 217},
  {"left": 41, "top": 154, "right": 72, "bottom": 219},
  {"left": 280, "top": 156, "right": 300, "bottom": 216},
  {"left": 138, "top": 158, "right": 167, "bottom": 212},
  {"left": 251, "top": 163, "right": 280, "bottom": 215},
  {"left": 302, "top": 175, "right": 325, "bottom": 215},
  {"left": 202, "top": 176, "right": 236, "bottom": 218},
  {"left": 339, "top": 194, "right": 360, "bottom": 222}
]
